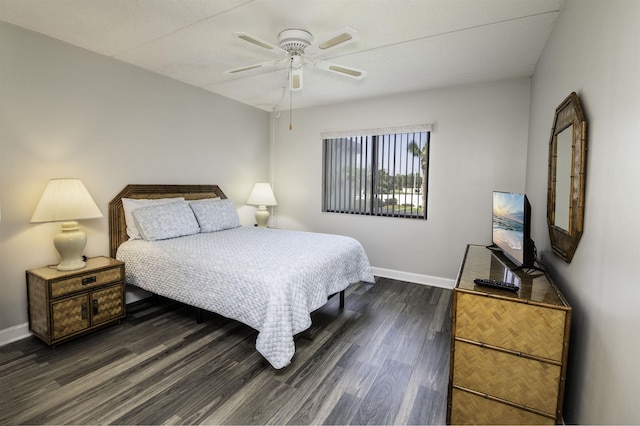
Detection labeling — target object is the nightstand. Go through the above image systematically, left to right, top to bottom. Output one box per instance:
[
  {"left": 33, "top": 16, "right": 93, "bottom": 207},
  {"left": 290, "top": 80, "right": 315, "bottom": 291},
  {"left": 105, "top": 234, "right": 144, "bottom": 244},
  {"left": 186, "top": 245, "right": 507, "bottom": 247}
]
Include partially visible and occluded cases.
[{"left": 26, "top": 256, "right": 126, "bottom": 346}]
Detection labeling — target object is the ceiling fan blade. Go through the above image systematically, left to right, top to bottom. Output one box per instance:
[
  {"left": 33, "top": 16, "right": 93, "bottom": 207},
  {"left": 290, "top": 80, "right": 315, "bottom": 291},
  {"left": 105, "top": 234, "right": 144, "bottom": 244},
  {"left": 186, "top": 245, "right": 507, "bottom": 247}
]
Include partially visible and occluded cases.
[
  {"left": 306, "top": 27, "right": 359, "bottom": 55},
  {"left": 233, "top": 32, "right": 289, "bottom": 56},
  {"left": 224, "top": 59, "right": 283, "bottom": 75},
  {"left": 314, "top": 61, "right": 367, "bottom": 79}
]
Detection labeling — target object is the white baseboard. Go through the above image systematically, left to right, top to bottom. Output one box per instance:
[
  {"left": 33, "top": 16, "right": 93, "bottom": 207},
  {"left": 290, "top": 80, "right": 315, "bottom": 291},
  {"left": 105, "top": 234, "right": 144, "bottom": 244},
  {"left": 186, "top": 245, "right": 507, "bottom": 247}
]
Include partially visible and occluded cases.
[
  {"left": 371, "top": 267, "right": 455, "bottom": 289},
  {"left": 0, "top": 322, "right": 31, "bottom": 347}
]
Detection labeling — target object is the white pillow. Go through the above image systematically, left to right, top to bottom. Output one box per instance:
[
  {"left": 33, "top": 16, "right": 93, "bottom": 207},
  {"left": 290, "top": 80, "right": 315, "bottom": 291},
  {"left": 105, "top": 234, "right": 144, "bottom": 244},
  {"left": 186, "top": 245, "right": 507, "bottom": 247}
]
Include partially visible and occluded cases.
[
  {"left": 122, "top": 197, "right": 184, "bottom": 240},
  {"left": 189, "top": 198, "right": 240, "bottom": 232},
  {"left": 132, "top": 200, "right": 200, "bottom": 241}
]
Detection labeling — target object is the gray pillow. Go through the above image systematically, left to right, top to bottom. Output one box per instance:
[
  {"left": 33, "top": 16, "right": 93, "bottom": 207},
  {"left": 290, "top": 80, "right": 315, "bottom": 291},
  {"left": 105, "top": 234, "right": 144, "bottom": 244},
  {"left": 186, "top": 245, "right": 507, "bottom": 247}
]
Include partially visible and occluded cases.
[
  {"left": 122, "top": 197, "right": 185, "bottom": 240},
  {"left": 189, "top": 198, "right": 240, "bottom": 232},
  {"left": 132, "top": 200, "right": 200, "bottom": 241}
]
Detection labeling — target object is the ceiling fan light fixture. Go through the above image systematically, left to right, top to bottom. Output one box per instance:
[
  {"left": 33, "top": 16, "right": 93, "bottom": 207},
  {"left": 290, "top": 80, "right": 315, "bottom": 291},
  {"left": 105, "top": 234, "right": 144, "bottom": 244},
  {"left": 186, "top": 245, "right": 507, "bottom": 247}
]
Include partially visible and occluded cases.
[
  {"left": 278, "top": 29, "right": 313, "bottom": 55},
  {"left": 291, "top": 68, "right": 303, "bottom": 91}
]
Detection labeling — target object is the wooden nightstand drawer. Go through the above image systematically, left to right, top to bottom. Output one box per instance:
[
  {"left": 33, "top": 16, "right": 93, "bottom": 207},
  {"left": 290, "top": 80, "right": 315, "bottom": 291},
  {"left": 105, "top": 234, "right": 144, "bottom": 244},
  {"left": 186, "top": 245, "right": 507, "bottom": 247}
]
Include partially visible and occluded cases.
[{"left": 51, "top": 267, "right": 123, "bottom": 298}]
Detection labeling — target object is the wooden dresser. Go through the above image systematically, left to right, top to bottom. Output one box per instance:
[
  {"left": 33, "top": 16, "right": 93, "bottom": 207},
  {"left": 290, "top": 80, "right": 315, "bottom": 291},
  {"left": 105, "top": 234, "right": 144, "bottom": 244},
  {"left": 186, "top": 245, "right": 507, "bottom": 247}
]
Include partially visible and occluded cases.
[
  {"left": 447, "top": 245, "right": 571, "bottom": 424},
  {"left": 26, "top": 256, "right": 126, "bottom": 346}
]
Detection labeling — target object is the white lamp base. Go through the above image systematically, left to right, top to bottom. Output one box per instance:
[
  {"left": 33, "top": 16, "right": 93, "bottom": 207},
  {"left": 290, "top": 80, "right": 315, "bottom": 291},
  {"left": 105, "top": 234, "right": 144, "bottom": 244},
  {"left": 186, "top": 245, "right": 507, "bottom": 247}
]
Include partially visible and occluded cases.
[
  {"left": 255, "top": 206, "right": 270, "bottom": 227},
  {"left": 53, "top": 221, "right": 87, "bottom": 271}
]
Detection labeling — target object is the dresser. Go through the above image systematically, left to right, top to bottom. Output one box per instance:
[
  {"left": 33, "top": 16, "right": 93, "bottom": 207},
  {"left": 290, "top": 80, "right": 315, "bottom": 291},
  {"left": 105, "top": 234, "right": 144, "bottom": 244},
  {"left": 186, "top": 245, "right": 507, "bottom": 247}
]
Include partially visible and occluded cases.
[
  {"left": 447, "top": 245, "right": 571, "bottom": 424},
  {"left": 26, "top": 256, "right": 126, "bottom": 346}
]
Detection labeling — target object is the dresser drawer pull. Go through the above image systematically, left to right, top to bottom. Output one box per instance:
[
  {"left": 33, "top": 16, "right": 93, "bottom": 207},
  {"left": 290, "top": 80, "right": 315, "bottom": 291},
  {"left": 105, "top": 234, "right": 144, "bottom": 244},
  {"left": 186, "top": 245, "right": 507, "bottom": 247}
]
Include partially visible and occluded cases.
[
  {"left": 82, "top": 276, "right": 97, "bottom": 285},
  {"left": 92, "top": 299, "right": 99, "bottom": 315},
  {"left": 81, "top": 303, "right": 88, "bottom": 320}
]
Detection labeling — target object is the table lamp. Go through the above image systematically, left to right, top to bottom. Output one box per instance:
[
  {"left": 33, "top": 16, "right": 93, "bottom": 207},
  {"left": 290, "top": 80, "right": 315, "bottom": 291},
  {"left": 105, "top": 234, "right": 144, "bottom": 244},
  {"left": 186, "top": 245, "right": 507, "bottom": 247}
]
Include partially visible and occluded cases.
[
  {"left": 31, "top": 178, "right": 103, "bottom": 270},
  {"left": 246, "top": 183, "right": 277, "bottom": 227}
]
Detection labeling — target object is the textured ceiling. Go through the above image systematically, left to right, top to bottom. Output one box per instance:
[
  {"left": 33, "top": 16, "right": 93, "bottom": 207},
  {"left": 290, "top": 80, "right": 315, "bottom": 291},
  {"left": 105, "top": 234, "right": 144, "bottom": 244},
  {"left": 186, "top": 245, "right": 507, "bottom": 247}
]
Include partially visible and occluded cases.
[{"left": 0, "top": 0, "right": 563, "bottom": 111}]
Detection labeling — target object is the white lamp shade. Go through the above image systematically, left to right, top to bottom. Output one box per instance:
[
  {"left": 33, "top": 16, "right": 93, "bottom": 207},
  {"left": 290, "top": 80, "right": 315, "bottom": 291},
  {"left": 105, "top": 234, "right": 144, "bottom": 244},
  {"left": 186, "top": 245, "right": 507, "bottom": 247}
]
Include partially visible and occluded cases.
[
  {"left": 31, "top": 178, "right": 103, "bottom": 223},
  {"left": 31, "top": 179, "right": 103, "bottom": 270},
  {"left": 246, "top": 183, "right": 277, "bottom": 207}
]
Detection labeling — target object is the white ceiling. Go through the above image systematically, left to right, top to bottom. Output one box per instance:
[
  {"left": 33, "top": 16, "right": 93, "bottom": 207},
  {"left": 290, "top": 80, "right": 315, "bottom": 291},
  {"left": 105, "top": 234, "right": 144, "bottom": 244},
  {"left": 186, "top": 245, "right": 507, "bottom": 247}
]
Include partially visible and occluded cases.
[{"left": 0, "top": 0, "right": 563, "bottom": 112}]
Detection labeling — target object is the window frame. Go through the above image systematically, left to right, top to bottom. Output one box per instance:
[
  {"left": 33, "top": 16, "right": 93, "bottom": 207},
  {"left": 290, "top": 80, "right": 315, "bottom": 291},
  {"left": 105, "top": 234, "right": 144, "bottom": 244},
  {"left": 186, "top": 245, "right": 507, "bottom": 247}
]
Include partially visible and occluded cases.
[{"left": 322, "top": 125, "right": 431, "bottom": 220}]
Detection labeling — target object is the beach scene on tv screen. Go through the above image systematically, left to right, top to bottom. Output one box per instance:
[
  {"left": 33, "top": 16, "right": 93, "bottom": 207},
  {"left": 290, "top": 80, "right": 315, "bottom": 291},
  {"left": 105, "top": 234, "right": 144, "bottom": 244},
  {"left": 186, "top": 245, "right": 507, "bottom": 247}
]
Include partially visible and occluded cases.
[{"left": 493, "top": 192, "right": 524, "bottom": 263}]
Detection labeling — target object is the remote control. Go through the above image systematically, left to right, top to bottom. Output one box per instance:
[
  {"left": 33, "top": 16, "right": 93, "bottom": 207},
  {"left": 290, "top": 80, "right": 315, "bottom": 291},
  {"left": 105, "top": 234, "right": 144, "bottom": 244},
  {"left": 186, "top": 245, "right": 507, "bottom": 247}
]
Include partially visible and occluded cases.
[{"left": 473, "top": 278, "right": 520, "bottom": 292}]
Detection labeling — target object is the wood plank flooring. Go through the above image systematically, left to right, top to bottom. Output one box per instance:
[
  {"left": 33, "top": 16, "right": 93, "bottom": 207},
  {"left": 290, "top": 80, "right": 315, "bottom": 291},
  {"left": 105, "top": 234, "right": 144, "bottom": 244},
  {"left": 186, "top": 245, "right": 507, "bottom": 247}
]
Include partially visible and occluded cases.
[{"left": 0, "top": 277, "right": 452, "bottom": 425}]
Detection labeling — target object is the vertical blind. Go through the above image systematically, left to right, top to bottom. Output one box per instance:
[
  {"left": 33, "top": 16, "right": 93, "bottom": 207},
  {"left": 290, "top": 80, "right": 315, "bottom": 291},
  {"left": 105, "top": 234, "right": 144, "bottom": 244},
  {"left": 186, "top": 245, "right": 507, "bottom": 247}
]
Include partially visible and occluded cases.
[{"left": 322, "top": 125, "right": 431, "bottom": 219}]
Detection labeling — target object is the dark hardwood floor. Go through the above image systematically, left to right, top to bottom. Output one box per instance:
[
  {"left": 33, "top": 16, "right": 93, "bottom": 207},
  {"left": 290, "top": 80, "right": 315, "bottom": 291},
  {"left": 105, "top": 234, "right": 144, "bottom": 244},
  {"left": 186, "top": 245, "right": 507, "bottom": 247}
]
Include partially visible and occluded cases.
[{"left": 0, "top": 277, "right": 452, "bottom": 425}]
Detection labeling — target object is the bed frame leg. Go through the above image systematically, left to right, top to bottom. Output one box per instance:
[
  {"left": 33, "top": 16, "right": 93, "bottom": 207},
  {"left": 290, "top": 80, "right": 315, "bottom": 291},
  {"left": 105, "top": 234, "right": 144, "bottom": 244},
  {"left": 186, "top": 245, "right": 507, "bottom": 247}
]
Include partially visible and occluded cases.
[
  {"left": 340, "top": 290, "right": 345, "bottom": 309},
  {"left": 196, "top": 308, "right": 203, "bottom": 324}
]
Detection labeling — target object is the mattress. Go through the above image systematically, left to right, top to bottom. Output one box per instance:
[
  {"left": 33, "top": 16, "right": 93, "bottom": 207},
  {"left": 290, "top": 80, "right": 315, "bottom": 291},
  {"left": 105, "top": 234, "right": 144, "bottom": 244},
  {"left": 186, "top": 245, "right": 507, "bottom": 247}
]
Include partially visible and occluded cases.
[{"left": 116, "top": 226, "right": 374, "bottom": 368}]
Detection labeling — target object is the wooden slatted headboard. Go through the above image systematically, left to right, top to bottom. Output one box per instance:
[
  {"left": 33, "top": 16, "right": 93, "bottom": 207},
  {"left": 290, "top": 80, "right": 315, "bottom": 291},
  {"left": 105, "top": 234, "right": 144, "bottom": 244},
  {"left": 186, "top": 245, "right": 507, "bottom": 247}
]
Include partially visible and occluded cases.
[{"left": 108, "top": 184, "right": 227, "bottom": 258}]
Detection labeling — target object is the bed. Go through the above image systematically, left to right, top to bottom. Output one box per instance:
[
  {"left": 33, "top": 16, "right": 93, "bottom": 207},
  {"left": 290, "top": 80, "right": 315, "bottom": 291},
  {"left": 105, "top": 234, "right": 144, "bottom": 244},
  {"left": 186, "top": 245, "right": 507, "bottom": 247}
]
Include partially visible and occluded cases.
[{"left": 108, "top": 184, "right": 374, "bottom": 369}]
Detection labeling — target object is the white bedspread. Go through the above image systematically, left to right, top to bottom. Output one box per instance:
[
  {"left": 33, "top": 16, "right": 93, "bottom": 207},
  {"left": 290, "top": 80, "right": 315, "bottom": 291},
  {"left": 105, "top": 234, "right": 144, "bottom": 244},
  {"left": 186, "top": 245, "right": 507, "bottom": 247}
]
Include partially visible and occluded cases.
[{"left": 116, "top": 226, "right": 374, "bottom": 368}]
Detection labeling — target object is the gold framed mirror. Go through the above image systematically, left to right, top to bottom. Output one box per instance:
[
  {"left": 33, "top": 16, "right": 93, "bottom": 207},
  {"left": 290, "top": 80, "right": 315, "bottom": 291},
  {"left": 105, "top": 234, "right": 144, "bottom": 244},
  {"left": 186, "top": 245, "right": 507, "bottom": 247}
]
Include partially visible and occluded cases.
[{"left": 547, "top": 92, "right": 587, "bottom": 262}]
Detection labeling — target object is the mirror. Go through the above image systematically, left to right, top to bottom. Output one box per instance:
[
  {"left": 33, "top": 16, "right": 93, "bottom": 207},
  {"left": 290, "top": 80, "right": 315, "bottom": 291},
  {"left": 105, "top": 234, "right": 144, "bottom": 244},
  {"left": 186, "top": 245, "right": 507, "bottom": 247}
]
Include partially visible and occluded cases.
[
  {"left": 547, "top": 92, "right": 587, "bottom": 262},
  {"left": 554, "top": 124, "right": 573, "bottom": 231}
]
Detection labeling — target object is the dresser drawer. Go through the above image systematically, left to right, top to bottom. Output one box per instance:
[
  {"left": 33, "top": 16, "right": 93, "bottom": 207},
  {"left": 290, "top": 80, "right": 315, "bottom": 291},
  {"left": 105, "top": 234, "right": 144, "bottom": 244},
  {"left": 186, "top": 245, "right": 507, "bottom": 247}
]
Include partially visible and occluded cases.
[
  {"left": 50, "top": 266, "right": 123, "bottom": 298},
  {"left": 455, "top": 292, "right": 567, "bottom": 361},
  {"left": 452, "top": 340, "right": 560, "bottom": 415},
  {"left": 450, "top": 388, "right": 554, "bottom": 425}
]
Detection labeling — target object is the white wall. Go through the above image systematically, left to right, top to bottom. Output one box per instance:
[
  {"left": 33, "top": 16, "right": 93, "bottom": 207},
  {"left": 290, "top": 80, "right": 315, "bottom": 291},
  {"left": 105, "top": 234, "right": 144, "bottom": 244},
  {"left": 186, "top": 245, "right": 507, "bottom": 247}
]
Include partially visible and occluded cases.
[
  {"left": 526, "top": 0, "right": 640, "bottom": 423},
  {"left": 0, "top": 22, "right": 269, "bottom": 337},
  {"left": 272, "top": 79, "right": 532, "bottom": 284}
]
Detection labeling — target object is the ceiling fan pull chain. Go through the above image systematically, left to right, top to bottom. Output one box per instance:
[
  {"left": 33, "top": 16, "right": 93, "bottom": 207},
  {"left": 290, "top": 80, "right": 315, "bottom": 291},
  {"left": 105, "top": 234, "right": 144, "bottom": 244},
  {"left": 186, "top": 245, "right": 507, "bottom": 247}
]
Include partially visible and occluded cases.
[{"left": 289, "top": 57, "right": 293, "bottom": 130}]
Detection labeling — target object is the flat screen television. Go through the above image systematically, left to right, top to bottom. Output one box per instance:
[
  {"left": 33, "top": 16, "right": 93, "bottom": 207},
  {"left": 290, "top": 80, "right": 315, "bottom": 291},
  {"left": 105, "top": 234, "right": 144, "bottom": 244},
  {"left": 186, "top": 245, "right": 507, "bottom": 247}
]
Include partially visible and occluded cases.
[{"left": 491, "top": 191, "right": 535, "bottom": 269}]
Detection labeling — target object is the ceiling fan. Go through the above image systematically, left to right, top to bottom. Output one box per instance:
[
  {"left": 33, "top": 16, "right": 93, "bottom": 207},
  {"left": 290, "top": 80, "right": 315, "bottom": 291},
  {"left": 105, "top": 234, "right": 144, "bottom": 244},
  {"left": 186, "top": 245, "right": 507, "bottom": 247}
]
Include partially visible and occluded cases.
[{"left": 225, "top": 27, "right": 367, "bottom": 91}]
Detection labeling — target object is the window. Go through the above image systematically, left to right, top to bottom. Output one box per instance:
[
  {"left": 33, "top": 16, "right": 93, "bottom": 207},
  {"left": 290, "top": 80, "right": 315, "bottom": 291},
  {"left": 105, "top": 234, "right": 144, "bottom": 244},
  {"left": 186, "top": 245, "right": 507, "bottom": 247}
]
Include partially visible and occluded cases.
[{"left": 322, "top": 125, "right": 430, "bottom": 219}]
